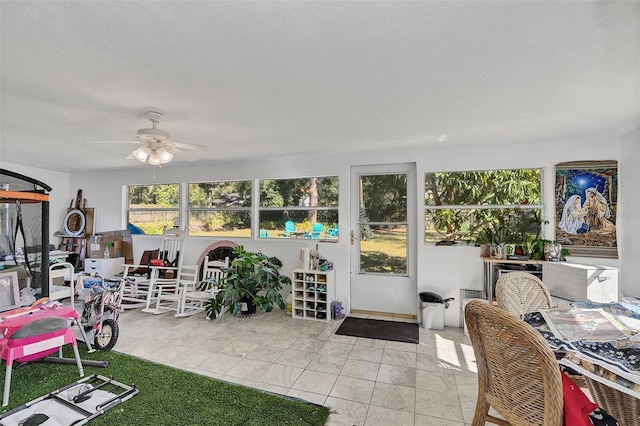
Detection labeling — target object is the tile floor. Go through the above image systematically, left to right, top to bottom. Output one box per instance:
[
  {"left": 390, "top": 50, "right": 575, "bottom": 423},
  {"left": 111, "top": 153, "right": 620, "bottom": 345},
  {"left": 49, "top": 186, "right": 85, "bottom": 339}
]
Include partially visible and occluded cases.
[{"left": 111, "top": 308, "right": 480, "bottom": 425}]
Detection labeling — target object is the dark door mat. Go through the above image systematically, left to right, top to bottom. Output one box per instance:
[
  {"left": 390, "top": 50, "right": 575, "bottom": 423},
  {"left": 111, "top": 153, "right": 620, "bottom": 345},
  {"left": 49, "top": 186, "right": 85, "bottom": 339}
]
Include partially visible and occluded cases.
[{"left": 334, "top": 316, "right": 419, "bottom": 344}]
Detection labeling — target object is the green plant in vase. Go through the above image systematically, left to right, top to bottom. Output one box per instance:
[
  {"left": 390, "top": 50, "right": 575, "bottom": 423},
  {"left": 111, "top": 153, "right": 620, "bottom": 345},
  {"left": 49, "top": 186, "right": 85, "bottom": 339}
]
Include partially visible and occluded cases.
[
  {"left": 475, "top": 222, "right": 516, "bottom": 258},
  {"left": 520, "top": 234, "right": 536, "bottom": 259},
  {"left": 529, "top": 239, "right": 570, "bottom": 261},
  {"left": 206, "top": 246, "right": 291, "bottom": 318}
]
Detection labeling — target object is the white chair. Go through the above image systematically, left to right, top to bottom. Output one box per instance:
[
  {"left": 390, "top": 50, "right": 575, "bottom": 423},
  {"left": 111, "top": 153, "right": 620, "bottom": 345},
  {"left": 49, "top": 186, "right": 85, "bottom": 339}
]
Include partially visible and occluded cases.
[
  {"left": 121, "top": 227, "right": 187, "bottom": 311},
  {"left": 175, "top": 258, "right": 228, "bottom": 318},
  {"left": 48, "top": 261, "right": 75, "bottom": 305},
  {"left": 49, "top": 262, "right": 96, "bottom": 352},
  {"left": 150, "top": 264, "right": 199, "bottom": 316}
]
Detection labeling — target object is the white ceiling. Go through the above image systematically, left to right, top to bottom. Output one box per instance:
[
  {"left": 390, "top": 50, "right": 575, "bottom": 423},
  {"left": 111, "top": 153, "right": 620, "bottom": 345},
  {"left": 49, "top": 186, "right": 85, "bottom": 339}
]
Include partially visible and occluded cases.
[{"left": 1, "top": 1, "right": 639, "bottom": 173}]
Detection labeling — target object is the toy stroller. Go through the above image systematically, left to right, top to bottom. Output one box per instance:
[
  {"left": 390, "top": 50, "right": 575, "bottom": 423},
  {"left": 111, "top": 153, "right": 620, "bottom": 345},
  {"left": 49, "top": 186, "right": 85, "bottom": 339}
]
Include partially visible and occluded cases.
[{"left": 76, "top": 275, "right": 128, "bottom": 351}]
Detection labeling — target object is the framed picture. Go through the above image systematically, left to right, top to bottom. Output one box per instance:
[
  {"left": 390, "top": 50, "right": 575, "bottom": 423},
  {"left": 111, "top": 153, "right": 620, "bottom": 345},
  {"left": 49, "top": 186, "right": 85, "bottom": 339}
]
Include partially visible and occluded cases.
[
  {"left": 555, "top": 160, "right": 618, "bottom": 258},
  {"left": 0, "top": 270, "right": 21, "bottom": 312}
]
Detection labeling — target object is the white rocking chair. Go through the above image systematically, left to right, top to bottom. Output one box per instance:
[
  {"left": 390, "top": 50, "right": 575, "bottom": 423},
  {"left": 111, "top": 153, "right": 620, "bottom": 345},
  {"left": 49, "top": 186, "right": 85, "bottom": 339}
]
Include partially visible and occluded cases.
[
  {"left": 121, "top": 227, "right": 187, "bottom": 311},
  {"left": 175, "top": 257, "right": 228, "bottom": 318},
  {"left": 151, "top": 264, "right": 199, "bottom": 316}
]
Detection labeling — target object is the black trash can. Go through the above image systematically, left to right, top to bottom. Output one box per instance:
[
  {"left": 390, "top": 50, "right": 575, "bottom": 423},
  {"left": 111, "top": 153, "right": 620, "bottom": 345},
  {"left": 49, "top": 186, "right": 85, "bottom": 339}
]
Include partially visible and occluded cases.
[{"left": 418, "top": 292, "right": 454, "bottom": 330}]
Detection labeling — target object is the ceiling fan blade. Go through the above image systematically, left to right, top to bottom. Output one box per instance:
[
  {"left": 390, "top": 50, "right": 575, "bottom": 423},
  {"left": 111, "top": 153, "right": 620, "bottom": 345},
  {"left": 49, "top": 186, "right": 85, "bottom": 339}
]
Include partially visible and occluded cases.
[
  {"left": 85, "top": 140, "right": 143, "bottom": 145},
  {"left": 172, "top": 141, "right": 209, "bottom": 151},
  {"left": 171, "top": 149, "right": 196, "bottom": 162}
]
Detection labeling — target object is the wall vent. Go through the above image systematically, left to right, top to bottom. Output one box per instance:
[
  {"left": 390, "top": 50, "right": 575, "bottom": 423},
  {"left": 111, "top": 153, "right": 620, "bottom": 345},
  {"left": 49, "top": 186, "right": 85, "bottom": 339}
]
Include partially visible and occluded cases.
[{"left": 459, "top": 289, "right": 485, "bottom": 327}]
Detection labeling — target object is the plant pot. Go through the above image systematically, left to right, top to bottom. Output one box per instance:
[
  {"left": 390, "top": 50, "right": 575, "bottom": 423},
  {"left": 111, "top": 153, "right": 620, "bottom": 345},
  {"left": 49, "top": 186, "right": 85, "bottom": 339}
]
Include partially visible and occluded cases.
[
  {"left": 544, "top": 243, "right": 562, "bottom": 261},
  {"left": 480, "top": 244, "right": 491, "bottom": 258},
  {"left": 504, "top": 244, "right": 516, "bottom": 257},
  {"left": 239, "top": 298, "right": 257, "bottom": 316}
]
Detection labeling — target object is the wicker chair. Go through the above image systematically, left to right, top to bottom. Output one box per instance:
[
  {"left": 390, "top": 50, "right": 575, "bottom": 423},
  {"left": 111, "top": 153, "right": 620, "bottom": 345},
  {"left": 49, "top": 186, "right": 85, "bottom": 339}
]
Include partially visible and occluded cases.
[
  {"left": 495, "top": 271, "right": 552, "bottom": 317},
  {"left": 464, "top": 300, "right": 563, "bottom": 426},
  {"left": 585, "top": 379, "right": 640, "bottom": 426}
]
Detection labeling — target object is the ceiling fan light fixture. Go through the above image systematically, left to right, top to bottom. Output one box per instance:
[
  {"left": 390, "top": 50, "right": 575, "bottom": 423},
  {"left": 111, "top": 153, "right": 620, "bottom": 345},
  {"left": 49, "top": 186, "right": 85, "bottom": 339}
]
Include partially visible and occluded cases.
[
  {"left": 133, "top": 146, "right": 151, "bottom": 162},
  {"left": 135, "top": 146, "right": 174, "bottom": 166},
  {"left": 158, "top": 148, "right": 173, "bottom": 164},
  {"left": 147, "top": 149, "right": 162, "bottom": 166}
]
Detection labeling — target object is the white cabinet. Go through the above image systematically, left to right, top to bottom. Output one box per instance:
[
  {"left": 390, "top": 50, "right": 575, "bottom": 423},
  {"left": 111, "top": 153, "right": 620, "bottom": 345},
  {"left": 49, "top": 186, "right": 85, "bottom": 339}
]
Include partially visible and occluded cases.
[
  {"left": 84, "top": 257, "right": 125, "bottom": 279},
  {"left": 543, "top": 262, "right": 619, "bottom": 303},
  {"left": 291, "top": 269, "right": 334, "bottom": 322}
]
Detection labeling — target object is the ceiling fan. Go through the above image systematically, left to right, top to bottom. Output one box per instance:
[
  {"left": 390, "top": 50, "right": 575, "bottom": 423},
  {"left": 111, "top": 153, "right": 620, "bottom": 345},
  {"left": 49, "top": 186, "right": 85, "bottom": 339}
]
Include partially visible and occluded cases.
[{"left": 86, "top": 111, "right": 209, "bottom": 166}]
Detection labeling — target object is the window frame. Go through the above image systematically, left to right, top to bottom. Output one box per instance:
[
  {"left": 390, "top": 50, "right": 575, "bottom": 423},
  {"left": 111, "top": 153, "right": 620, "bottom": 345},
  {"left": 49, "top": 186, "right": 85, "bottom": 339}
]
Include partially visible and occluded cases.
[
  {"left": 424, "top": 168, "right": 544, "bottom": 244},
  {"left": 124, "top": 176, "right": 342, "bottom": 240},
  {"left": 258, "top": 176, "right": 339, "bottom": 240},
  {"left": 187, "top": 180, "right": 252, "bottom": 238},
  {"left": 126, "top": 183, "right": 181, "bottom": 235}
]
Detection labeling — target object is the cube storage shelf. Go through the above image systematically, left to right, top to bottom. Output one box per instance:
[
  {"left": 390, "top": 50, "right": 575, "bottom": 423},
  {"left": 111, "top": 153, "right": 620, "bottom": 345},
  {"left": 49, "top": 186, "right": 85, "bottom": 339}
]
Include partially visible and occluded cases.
[{"left": 292, "top": 269, "right": 334, "bottom": 322}]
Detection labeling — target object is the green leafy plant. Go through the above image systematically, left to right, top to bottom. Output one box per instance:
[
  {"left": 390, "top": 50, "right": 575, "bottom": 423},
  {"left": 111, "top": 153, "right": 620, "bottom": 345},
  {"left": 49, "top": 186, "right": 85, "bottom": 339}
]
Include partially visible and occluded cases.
[
  {"left": 473, "top": 208, "right": 545, "bottom": 248},
  {"left": 474, "top": 222, "right": 516, "bottom": 246},
  {"left": 520, "top": 233, "right": 536, "bottom": 257},
  {"left": 528, "top": 239, "right": 570, "bottom": 261},
  {"left": 206, "top": 246, "right": 291, "bottom": 318}
]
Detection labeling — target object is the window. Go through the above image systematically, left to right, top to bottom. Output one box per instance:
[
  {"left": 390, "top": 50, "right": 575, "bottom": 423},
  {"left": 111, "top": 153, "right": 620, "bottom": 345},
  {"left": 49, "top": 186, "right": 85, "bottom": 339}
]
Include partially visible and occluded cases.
[
  {"left": 424, "top": 169, "right": 542, "bottom": 244},
  {"left": 358, "top": 173, "right": 408, "bottom": 274},
  {"left": 259, "top": 177, "right": 339, "bottom": 239},
  {"left": 188, "top": 181, "right": 252, "bottom": 237},
  {"left": 127, "top": 184, "right": 180, "bottom": 235}
]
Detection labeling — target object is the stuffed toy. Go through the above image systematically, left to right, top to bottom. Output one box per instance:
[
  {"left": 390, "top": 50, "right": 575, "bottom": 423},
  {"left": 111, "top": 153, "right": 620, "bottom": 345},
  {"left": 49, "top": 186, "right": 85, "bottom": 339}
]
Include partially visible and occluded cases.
[{"left": 19, "top": 286, "right": 37, "bottom": 306}]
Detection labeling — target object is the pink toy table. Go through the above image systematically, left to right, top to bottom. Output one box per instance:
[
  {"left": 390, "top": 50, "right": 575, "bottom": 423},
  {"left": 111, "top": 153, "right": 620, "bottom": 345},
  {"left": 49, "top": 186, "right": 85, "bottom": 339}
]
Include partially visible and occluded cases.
[{"left": 0, "top": 304, "right": 84, "bottom": 406}]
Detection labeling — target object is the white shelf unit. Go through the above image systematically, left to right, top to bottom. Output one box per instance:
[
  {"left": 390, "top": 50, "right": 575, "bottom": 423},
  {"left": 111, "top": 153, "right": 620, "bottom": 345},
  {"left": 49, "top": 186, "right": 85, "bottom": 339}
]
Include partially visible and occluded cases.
[{"left": 291, "top": 269, "right": 334, "bottom": 322}]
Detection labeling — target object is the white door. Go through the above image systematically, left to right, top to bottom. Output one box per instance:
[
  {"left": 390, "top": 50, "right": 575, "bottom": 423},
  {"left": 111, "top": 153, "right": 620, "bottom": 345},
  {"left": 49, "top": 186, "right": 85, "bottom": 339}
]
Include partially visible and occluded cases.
[{"left": 350, "top": 163, "right": 416, "bottom": 316}]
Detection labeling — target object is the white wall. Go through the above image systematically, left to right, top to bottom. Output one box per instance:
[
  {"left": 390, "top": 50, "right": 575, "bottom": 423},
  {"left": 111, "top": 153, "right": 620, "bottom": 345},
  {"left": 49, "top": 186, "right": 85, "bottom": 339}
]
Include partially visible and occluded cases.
[
  {"left": 620, "top": 127, "right": 640, "bottom": 297},
  {"left": 61, "top": 137, "right": 631, "bottom": 326},
  {"left": 415, "top": 139, "right": 629, "bottom": 324},
  {"left": 0, "top": 161, "right": 70, "bottom": 243}
]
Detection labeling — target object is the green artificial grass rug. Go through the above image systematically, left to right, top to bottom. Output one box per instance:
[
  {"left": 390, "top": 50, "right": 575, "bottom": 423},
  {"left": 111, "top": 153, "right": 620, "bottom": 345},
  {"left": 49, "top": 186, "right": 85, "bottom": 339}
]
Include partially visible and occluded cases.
[{"left": 1, "top": 345, "right": 330, "bottom": 426}]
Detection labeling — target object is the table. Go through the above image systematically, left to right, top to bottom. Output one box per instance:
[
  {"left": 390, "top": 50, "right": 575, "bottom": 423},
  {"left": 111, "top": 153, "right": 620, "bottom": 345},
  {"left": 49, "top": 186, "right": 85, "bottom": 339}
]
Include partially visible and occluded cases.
[
  {"left": 481, "top": 257, "right": 543, "bottom": 301},
  {"left": 0, "top": 304, "right": 85, "bottom": 406},
  {"left": 524, "top": 310, "right": 640, "bottom": 399}
]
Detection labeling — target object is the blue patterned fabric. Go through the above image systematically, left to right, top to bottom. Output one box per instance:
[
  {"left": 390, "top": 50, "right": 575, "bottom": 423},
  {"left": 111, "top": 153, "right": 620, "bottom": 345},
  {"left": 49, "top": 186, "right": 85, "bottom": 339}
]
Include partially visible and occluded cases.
[
  {"left": 570, "top": 299, "right": 640, "bottom": 319},
  {"left": 524, "top": 311, "right": 640, "bottom": 375}
]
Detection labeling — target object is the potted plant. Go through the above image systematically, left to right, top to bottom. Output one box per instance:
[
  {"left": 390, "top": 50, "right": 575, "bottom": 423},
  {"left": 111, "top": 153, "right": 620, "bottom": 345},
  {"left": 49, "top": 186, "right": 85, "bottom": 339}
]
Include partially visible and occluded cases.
[
  {"left": 475, "top": 222, "right": 517, "bottom": 258},
  {"left": 475, "top": 226, "right": 496, "bottom": 257},
  {"left": 529, "top": 239, "right": 570, "bottom": 261},
  {"left": 206, "top": 246, "right": 291, "bottom": 318}
]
